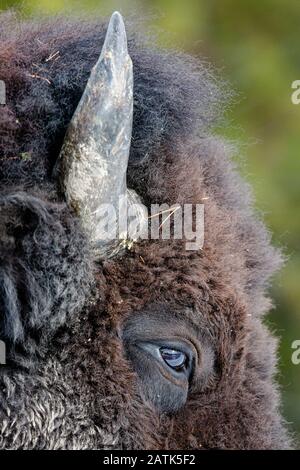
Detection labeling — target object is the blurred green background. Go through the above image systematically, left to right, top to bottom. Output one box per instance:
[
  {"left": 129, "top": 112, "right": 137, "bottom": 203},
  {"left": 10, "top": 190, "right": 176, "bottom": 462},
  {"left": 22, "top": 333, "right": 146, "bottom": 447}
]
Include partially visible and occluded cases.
[{"left": 1, "top": 0, "right": 299, "bottom": 443}]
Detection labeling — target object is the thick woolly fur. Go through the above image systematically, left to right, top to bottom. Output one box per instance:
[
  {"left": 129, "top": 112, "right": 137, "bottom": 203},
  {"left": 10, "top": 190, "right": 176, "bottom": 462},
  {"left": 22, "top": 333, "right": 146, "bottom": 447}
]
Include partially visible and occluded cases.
[{"left": 0, "top": 12, "right": 293, "bottom": 449}]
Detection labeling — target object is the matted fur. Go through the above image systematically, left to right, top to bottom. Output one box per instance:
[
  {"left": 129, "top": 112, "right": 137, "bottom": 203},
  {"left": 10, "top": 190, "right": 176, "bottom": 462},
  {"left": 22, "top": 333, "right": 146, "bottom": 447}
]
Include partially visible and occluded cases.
[{"left": 0, "top": 11, "right": 293, "bottom": 449}]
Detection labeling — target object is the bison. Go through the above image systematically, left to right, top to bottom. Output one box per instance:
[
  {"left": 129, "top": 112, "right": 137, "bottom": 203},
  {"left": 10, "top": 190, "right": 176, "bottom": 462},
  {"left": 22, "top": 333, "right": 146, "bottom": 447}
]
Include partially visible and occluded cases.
[{"left": 0, "top": 11, "right": 293, "bottom": 449}]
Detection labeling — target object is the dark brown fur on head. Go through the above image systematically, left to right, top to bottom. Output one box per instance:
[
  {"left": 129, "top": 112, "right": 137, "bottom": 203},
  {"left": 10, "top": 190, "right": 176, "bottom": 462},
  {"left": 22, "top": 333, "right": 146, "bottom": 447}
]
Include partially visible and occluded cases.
[{"left": 0, "top": 11, "right": 292, "bottom": 449}]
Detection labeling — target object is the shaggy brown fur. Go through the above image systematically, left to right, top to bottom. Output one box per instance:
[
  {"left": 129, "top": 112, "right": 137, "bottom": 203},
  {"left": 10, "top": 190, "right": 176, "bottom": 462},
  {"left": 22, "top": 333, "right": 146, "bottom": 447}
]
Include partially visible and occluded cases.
[{"left": 0, "top": 11, "right": 293, "bottom": 449}]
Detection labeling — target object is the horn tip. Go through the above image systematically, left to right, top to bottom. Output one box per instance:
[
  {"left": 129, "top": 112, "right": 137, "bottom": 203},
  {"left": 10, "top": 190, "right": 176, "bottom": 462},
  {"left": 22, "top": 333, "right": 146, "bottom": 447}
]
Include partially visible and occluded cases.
[
  {"left": 108, "top": 10, "right": 126, "bottom": 33},
  {"left": 104, "top": 11, "right": 128, "bottom": 55},
  {"left": 111, "top": 11, "right": 123, "bottom": 21}
]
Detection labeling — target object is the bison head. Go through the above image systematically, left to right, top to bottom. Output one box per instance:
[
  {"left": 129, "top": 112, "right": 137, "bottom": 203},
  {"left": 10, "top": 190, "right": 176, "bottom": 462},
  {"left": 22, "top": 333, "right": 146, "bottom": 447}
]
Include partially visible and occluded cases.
[{"left": 0, "top": 11, "right": 292, "bottom": 449}]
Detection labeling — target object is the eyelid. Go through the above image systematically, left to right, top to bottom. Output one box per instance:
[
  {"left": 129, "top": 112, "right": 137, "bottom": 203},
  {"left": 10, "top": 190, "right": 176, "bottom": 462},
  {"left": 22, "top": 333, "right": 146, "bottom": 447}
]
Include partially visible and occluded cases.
[{"left": 137, "top": 338, "right": 193, "bottom": 354}]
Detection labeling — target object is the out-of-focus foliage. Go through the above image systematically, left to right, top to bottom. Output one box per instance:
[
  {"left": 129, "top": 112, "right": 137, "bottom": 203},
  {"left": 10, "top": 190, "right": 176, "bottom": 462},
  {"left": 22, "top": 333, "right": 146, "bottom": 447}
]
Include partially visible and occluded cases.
[{"left": 1, "top": 0, "right": 300, "bottom": 441}]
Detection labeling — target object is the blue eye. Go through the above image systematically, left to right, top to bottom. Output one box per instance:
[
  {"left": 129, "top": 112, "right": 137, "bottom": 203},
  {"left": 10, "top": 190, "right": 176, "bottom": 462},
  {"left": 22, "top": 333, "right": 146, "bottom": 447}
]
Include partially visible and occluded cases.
[{"left": 160, "top": 347, "right": 187, "bottom": 370}]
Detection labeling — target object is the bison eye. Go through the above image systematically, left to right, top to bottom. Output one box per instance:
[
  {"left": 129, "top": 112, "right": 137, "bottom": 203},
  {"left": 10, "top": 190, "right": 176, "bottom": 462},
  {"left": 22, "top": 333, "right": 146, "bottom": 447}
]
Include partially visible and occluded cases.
[
  {"left": 122, "top": 306, "right": 215, "bottom": 414},
  {"left": 124, "top": 339, "right": 195, "bottom": 413},
  {"left": 136, "top": 341, "right": 193, "bottom": 382},
  {"left": 159, "top": 347, "right": 187, "bottom": 370}
]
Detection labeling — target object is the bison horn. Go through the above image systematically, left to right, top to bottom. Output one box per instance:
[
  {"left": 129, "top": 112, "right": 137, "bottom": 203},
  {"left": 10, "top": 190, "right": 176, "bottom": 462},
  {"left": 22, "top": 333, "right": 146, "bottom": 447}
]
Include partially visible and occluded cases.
[{"left": 54, "top": 11, "right": 146, "bottom": 259}]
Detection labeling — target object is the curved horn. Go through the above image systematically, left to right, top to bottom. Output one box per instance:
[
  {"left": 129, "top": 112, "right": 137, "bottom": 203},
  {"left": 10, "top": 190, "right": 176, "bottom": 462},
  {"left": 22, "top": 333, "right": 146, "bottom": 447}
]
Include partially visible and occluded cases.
[{"left": 55, "top": 12, "right": 146, "bottom": 259}]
